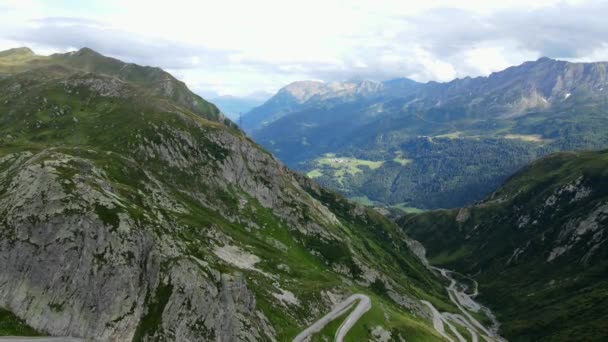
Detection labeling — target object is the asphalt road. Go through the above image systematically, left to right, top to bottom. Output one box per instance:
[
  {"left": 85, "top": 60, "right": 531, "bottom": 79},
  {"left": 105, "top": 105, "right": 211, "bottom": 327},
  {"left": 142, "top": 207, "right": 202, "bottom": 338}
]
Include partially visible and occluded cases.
[
  {"left": 422, "top": 267, "right": 507, "bottom": 342},
  {"left": 293, "top": 294, "right": 371, "bottom": 342}
]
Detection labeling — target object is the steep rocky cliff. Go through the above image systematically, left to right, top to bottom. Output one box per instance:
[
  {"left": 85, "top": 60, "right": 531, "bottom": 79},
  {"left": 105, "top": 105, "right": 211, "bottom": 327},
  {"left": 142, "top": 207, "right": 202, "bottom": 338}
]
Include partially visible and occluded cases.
[{"left": 0, "top": 48, "right": 452, "bottom": 341}]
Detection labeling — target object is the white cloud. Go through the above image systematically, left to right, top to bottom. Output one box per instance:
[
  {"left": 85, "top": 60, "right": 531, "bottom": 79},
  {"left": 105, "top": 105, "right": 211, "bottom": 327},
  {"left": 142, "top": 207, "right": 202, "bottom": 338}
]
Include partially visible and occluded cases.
[{"left": 0, "top": 0, "right": 606, "bottom": 96}]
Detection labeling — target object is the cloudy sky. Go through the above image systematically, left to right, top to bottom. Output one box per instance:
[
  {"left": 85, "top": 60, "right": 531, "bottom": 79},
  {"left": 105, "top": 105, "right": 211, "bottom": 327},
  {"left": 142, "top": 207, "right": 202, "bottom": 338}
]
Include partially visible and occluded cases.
[{"left": 1, "top": 0, "right": 606, "bottom": 97}]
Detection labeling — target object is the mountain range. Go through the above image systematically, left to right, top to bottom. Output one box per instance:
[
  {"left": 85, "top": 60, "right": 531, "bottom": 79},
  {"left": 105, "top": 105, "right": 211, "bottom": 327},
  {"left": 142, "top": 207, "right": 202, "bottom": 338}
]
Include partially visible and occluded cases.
[
  {"left": 1, "top": 46, "right": 607, "bottom": 341},
  {"left": 246, "top": 57, "right": 608, "bottom": 209},
  {"left": 241, "top": 78, "right": 418, "bottom": 132}
]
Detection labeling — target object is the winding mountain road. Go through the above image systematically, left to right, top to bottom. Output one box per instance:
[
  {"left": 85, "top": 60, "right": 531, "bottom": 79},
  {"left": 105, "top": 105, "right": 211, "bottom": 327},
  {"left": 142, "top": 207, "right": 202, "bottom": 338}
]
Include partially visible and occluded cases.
[
  {"left": 422, "top": 267, "right": 506, "bottom": 342},
  {"left": 4, "top": 270, "right": 494, "bottom": 342},
  {"left": 293, "top": 294, "right": 371, "bottom": 342}
]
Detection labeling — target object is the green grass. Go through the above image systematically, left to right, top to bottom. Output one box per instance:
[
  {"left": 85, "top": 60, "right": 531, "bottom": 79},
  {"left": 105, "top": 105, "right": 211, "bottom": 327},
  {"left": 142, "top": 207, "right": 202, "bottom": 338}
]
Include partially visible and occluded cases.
[
  {"left": 433, "top": 132, "right": 463, "bottom": 139},
  {"left": 504, "top": 133, "right": 545, "bottom": 142},
  {"left": 392, "top": 151, "right": 413, "bottom": 166},
  {"left": 314, "top": 153, "right": 384, "bottom": 181},
  {"left": 393, "top": 156, "right": 412, "bottom": 166},
  {"left": 306, "top": 169, "right": 323, "bottom": 178},
  {"left": 350, "top": 196, "right": 375, "bottom": 206},
  {"left": 390, "top": 203, "right": 426, "bottom": 214},
  {"left": 428, "top": 246, "right": 473, "bottom": 266},
  {"left": 132, "top": 281, "right": 175, "bottom": 342},
  {"left": 302, "top": 290, "right": 444, "bottom": 341},
  {"left": 343, "top": 292, "right": 445, "bottom": 341},
  {"left": 310, "top": 304, "right": 355, "bottom": 341},
  {"left": 0, "top": 309, "right": 40, "bottom": 336}
]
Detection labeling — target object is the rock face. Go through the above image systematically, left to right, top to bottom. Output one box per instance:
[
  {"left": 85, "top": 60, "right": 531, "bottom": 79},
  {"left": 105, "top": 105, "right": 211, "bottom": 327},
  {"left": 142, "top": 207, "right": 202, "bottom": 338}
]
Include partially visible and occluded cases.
[
  {"left": 0, "top": 48, "right": 451, "bottom": 341},
  {"left": 0, "top": 150, "right": 275, "bottom": 341},
  {"left": 400, "top": 150, "right": 608, "bottom": 341},
  {"left": 0, "top": 151, "right": 155, "bottom": 340}
]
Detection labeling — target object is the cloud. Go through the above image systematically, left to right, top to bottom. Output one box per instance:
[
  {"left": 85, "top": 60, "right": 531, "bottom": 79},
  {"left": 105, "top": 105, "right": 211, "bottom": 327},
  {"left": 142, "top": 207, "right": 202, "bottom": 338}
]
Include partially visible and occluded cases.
[
  {"left": 2, "top": 0, "right": 608, "bottom": 96},
  {"left": 206, "top": 0, "right": 608, "bottom": 85},
  {"left": 295, "top": 1, "right": 608, "bottom": 83},
  {"left": 399, "top": 1, "right": 608, "bottom": 64},
  {"left": 493, "top": 2, "right": 608, "bottom": 58},
  {"left": 9, "top": 17, "right": 236, "bottom": 70}
]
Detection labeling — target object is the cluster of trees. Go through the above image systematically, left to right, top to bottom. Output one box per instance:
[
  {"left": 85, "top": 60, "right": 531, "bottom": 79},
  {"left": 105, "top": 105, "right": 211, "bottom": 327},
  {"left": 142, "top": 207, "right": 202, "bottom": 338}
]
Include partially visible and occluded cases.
[{"left": 305, "top": 137, "right": 543, "bottom": 208}]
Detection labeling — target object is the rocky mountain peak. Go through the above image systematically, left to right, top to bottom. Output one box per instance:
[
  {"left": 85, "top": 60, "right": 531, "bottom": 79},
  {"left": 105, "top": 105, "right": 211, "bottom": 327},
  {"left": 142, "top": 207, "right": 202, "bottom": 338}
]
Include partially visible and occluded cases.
[
  {"left": 75, "top": 47, "right": 102, "bottom": 56},
  {"left": 535, "top": 56, "right": 555, "bottom": 63},
  {"left": 279, "top": 80, "right": 328, "bottom": 102}
]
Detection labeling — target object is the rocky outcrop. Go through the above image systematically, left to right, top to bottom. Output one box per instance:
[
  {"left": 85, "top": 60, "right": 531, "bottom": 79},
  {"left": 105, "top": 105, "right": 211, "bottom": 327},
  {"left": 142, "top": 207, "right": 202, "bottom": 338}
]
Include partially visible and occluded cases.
[
  {"left": 0, "top": 150, "right": 277, "bottom": 340},
  {"left": 0, "top": 151, "right": 156, "bottom": 340}
]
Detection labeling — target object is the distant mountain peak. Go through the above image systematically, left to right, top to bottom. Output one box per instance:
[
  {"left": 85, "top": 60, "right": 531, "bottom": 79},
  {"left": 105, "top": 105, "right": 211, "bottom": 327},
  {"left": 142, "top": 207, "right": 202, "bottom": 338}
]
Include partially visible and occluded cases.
[
  {"left": 0, "top": 46, "right": 230, "bottom": 127},
  {"left": 0, "top": 47, "right": 34, "bottom": 57},
  {"left": 75, "top": 47, "right": 103, "bottom": 56},
  {"left": 536, "top": 56, "right": 555, "bottom": 62},
  {"left": 278, "top": 79, "right": 386, "bottom": 102},
  {"left": 280, "top": 80, "right": 328, "bottom": 102}
]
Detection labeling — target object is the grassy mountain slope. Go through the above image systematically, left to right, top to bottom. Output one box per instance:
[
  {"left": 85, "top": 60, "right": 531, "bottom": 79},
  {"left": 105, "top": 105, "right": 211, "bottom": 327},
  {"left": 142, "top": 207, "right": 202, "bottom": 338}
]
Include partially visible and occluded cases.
[
  {"left": 0, "top": 47, "right": 231, "bottom": 128},
  {"left": 0, "top": 48, "right": 454, "bottom": 340},
  {"left": 250, "top": 58, "right": 608, "bottom": 209},
  {"left": 399, "top": 150, "right": 608, "bottom": 341}
]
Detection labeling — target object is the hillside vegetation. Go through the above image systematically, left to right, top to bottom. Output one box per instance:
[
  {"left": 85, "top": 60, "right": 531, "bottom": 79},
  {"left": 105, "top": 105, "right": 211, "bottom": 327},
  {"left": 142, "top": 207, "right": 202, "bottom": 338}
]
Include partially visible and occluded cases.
[{"left": 399, "top": 150, "right": 608, "bottom": 341}]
